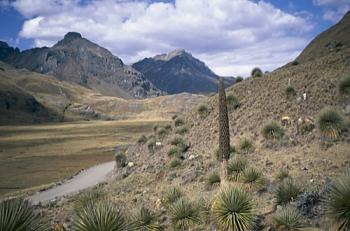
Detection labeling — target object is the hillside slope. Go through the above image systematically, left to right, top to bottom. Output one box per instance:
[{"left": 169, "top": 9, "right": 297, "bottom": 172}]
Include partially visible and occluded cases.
[
  {"left": 4, "top": 32, "right": 161, "bottom": 99},
  {"left": 133, "top": 49, "right": 235, "bottom": 94}
]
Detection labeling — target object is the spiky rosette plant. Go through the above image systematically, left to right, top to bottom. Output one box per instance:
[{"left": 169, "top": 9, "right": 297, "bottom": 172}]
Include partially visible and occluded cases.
[
  {"left": 338, "top": 76, "right": 350, "bottom": 95},
  {"left": 317, "top": 108, "right": 344, "bottom": 139},
  {"left": 262, "top": 121, "right": 284, "bottom": 140},
  {"left": 227, "top": 157, "right": 247, "bottom": 181},
  {"left": 240, "top": 168, "right": 264, "bottom": 190},
  {"left": 207, "top": 171, "right": 221, "bottom": 186},
  {"left": 323, "top": 174, "right": 350, "bottom": 230},
  {"left": 275, "top": 179, "right": 303, "bottom": 205},
  {"left": 164, "top": 187, "right": 183, "bottom": 205},
  {"left": 211, "top": 187, "right": 255, "bottom": 230},
  {"left": 0, "top": 198, "right": 48, "bottom": 231},
  {"left": 169, "top": 198, "right": 201, "bottom": 230},
  {"left": 73, "top": 202, "right": 128, "bottom": 231},
  {"left": 273, "top": 206, "right": 305, "bottom": 231},
  {"left": 131, "top": 207, "right": 163, "bottom": 231}
]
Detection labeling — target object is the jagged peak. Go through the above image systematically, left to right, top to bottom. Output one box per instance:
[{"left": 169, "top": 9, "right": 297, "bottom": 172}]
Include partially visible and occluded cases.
[
  {"left": 64, "top": 32, "right": 82, "bottom": 41},
  {"left": 153, "top": 48, "right": 191, "bottom": 61}
]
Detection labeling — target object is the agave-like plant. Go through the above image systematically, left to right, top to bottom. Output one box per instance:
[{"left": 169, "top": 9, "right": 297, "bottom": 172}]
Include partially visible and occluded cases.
[
  {"left": 338, "top": 76, "right": 350, "bottom": 95},
  {"left": 317, "top": 108, "right": 344, "bottom": 139},
  {"left": 262, "top": 121, "right": 284, "bottom": 140},
  {"left": 227, "top": 157, "right": 247, "bottom": 180},
  {"left": 240, "top": 168, "right": 264, "bottom": 190},
  {"left": 207, "top": 171, "right": 221, "bottom": 186},
  {"left": 323, "top": 174, "right": 350, "bottom": 230},
  {"left": 275, "top": 178, "right": 303, "bottom": 205},
  {"left": 163, "top": 187, "right": 183, "bottom": 205},
  {"left": 211, "top": 187, "right": 255, "bottom": 230},
  {"left": 74, "top": 188, "right": 105, "bottom": 213},
  {"left": 0, "top": 198, "right": 48, "bottom": 231},
  {"left": 169, "top": 198, "right": 201, "bottom": 230},
  {"left": 73, "top": 202, "right": 128, "bottom": 231},
  {"left": 273, "top": 206, "right": 305, "bottom": 230},
  {"left": 131, "top": 207, "right": 163, "bottom": 231}
]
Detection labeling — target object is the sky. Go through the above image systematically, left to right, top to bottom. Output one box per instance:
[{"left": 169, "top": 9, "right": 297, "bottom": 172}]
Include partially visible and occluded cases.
[{"left": 0, "top": 0, "right": 349, "bottom": 77}]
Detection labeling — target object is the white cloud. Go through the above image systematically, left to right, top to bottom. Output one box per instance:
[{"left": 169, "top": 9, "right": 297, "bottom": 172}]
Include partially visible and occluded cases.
[
  {"left": 13, "top": 0, "right": 313, "bottom": 76},
  {"left": 313, "top": 0, "right": 350, "bottom": 22}
]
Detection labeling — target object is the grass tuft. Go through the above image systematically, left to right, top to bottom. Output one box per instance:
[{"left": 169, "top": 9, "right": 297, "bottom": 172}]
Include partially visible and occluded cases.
[
  {"left": 338, "top": 76, "right": 350, "bottom": 95},
  {"left": 226, "top": 94, "right": 241, "bottom": 109},
  {"left": 317, "top": 108, "right": 344, "bottom": 139},
  {"left": 262, "top": 121, "right": 284, "bottom": 140},
  {"left": 227, "top": 157, "right": 248, "bottom": 180},
  {"left": 240, "top": 168, "right": 264, "bottom": 190},
  {"left": 207, "top": 171, "right": 221, "bottom": 186},
  {"left": 275, "top": 179, "right": 303, "bottom": 205},
  {"left": 164, "top": 187, "right": 183, "bottom": 205},
  {"left": 169, "top": 198, "right": 201, "bottom": 230},
  {"left": 273, "top": 206, "right": 305, "bottom": 231},
  {"left": 131, "top": 207, "right": 163, "bottom": 231}
]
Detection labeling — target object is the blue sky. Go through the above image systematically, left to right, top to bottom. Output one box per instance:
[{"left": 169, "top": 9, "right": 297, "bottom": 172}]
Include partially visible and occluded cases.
[{"left": 0, "top": 0, "right": 349, "bottom": 76}]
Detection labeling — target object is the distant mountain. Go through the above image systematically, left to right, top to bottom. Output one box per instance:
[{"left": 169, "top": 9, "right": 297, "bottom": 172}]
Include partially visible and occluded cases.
[
  {"left": 295, "top": 11, "right": 350, "bottom": 63},
  {"left": 3, "top": 32, "right": 161, "bottom": 99},
  {"left": 0, "top": 41, "right": 19, "bottom": 60},
  {"left": 132, "top": 49, "right": 235, "bottom": 94}
]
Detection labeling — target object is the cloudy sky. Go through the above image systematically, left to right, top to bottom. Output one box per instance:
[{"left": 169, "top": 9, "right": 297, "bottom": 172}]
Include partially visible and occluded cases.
[{"left": 0, "top": 0, "right": 349, "bottom": 76}]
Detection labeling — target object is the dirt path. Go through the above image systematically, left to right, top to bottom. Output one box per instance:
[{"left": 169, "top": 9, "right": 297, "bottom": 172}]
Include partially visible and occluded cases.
[{"left": 29, "top": 161, "right": 115, "bottom": 205}]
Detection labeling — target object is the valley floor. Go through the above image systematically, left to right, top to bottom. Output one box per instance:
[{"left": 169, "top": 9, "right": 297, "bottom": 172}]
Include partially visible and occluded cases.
[{"left": 0, "top": 120, "right": 167, "bottom": 196}]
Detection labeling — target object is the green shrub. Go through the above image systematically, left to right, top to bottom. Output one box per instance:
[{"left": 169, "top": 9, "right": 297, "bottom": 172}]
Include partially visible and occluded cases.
[
  {"left": 291, "top": 60, "right": 299, "bottom": 66},
  {"left": 251, "top": 67, "right": 263, "bottom": 78},
  {"left": 235, "top": 76, "right": 243, "bottom": 83},
  {"left": 338, "top": 76, "right": 350, "bottom": 95},
  {"left": 286, "top": 86, "right": 296, "bottom": 97},
  {"left": 226, "top": 94, "right": 240, "bottom": 109},
  {"left": 198, "top": 104, "right": 209, "bottom": 118},
  {"left": 317, "top": 108, "right": 344, "bottom": 139},
  {"left": 174, "top": 117, "right": 185, "bottom": 127},
  {"left": 262, "top": 121, "right": 284, "bottom": 140},
  {"left": 164, "top": 124, "right": 172, "bottom": 131},
  {"left": 175, "top": 126, "right": 189, "bottom": 135},
  {"left": 157, "top": 127, "right": 168, "bottom": 138},
  {"left": 137, "top": 135, "right": 148, "bottom": 144},
  {"left": 170, "top": 135, "right": 185, "bottom": 147},
  {"left": 239, "top": 138, "right": 254, "bottom": 153},
  {"left": 168, "top": 146, "right": 181, "bottom": 157},
  {"left": 115, "top": 152, "right": 127, "bottom": 168},
  {"left": 227, "top": 157, "right": 247, "bottom": 180},
  {"left": 169, "top": 158, "right": 182, "bottom": 168},
  {"left": 240, "top": 168, "right": 264, "bottom": 189},
  {"left": 276, "top": 169, "right": 289, "bottom": 181},
  {"left": 207, "top": 171, "right": 221, "bottom": 186},
  {"left": 323, "top": 174, "right": 350, "bottom": 229},
  {"left": 275, "top": 179, "right": 303, "bottom": 205},
  {"left": 164, "top": 187, "right": 183, "bottom": 205},
  {"left": 212, "top": 187, "right": 255, "bottom": 230},
  {"left": 74, "top": 189, "right": 105, "bottom": 213},
  {"left": 0, "top": 198, "right": 47, "bottom": 231},
  {"left": 169, "top": 198, "right": 200, "bottom": 230},
  {"left": 73, "top": 202, "right": 128, "bottom": 231},
  {"left": 273, "top": 206, "right": 305, "bottom": 230},
  {"left": 131, "top": 207, "right": 162, "bottom": 231}
]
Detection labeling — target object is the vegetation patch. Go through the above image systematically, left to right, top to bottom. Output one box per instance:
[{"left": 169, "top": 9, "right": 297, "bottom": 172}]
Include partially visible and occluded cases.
[
  {"left": 251, "top": 67, "right": 263, "bottom": 78},
  {"left": 235, "top": 76, "right": 243, "bottom": 82},
  {"left": 338, "top": 76, "right": 350, "bottom": 95},
  {"left": 286, "top": 86, "right": 296, "bottom": 98},
  {"left": 226, "top": 94, "right": 241, "bottom": 109},
  {"left": 197, "top": 104, "right": 210, "bottom": 118},
  {"left": 317, "top": 108, "right": 344, "bottom": 139},
  {"left": 174, "top": 117, "right": 185, "bottom": 127},
  {"left": 262, "top": 121, "right": 284, "bottom": 140},
  {"left": 175, "top": 126, "right": 189, "bottom": 135},
  {"left": 137, "top": 135, "right": 148, "bottom": 144},
  {"left": 239, "top": 138, "right": 254, "bottom": 153},
  {"left": 115, "top": 152, "right": 127, "bottom": 168},
  {"left": 227, "top": 157, "right": 247, "bottom": 181},
  {"left": 169, "top": 158, "right": 182, "bottom": 168},
  {"left": 240, "top": 168, "right": 264, "bottom": 190},
  {"left": 276, "top": 169, "right": 289, "bottom": 181},
  {"left": 207, "top": 171, "right": 221, "bottom": 186},
  {"left": 275, "top": 179, "right": 303, "bottom": 205},
  {"left": 164, "top": 187, "right": 183, "bottom": 205},
  {"left": 74, "top": 188, "right": 106, "bottom": 213},
  {"left": 169, "top": 198, "right": 201, "bottom": 230},
  {"left": 273, "top": 206, "right": 305, "bottom": 230},
  {"left": 131, "top": 207, "right": 162, "bottom": 231}
]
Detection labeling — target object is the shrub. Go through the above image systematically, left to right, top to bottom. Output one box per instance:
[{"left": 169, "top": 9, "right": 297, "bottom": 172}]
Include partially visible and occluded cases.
[
  {"left": 291, "top": 60, "right": 299, "bottom": 66},
  {"left": 251, "top": 67, "right": 263, "bottom": 78},
  {"left": 235, "top": 76, "right": 243, "bottom": 83},
  {"left": 338, "top": 76, "right": 350, "bottom": 95},
  {"left": 286, "top": 86, "right": 296, "bottom": 97},
  {"left": 226, "top": 94, "right": 240, "bottom": 109},
  {"left": 198, "top": 104, "right": 209, "bottom": 118},
  {"left": 317, "top": 108, "right": 344, "bottom": 139},
  {"left": 172, "top": 114, "right": 178, "bottom": 120},
  {"left": 174, "top": 117, "right": 185, "bottom": 127},
  {"left": 262, "top": 121, "right": 284, "bottom": 140},
  {"left": 300, "top": 123, "right": 315, "bottom": 135},
  {"left": 164, "top": 124, "right": 172, "bottom": 131},
  {"left": 153, "top": 125, "right": 158, "bottom": 133},
  {"left": 175, "top": 126, "right": 189, "bottom": 135},
  {"left": 157, "top": 127, "right": 168, "bottom": 138},
  {"left": 137, "top": 135, "right": 148, "bottom": 144},
  {"left": 170, "top": 135, "right": 185, "bottom": 148},
  {"left": 147, "top": 138, "right": 156, "bottom": 153},
  {"left": 239, "top": 138, "right": 254, "bottom": 153},
  {"left": 168, "top": 146, "right": 181, "bottom": 157},
  {"left": 115, "top": 152, "right": 126, "bottom": 168},
  {"left": 227, "top": 157, "right": 247, "bottom": 180},
  {"left": 169, "top": 158, "right": 182, "bottom": 168},
  {"left": 240, "top": 168, "right": 264, "bottom": 189},
  {"left": 276, "top": 169, "right": 289, "bottom": 181},
  {"left": 207, "top": 171, "right": 221, "bottom": 186},
  {"left": 323, "top": 174, "right": 350, "bottom": 229},
  {"left": 275, "top": 179, "right": 303, "bottom": 205},
  {"left": 164, "top": 187, "right": 183, "bottom": 205},
  {"left": 212, "top": 187, "right": 255, "bottom": 230},
  {"left": 74, "top": 189, "right": 105, "bottom": 213},
  {"left": 0, "top": 198, "right": 47, "bottom": 231},
  {"left": 169, "top": 198, "right": 201, "bottom": 230},
  {"left": 73, "top": 202, "right": 128, "bottom": 231},
  {"left": 273, "top": 206, "right": 305, "bottom": 230},
  {"left": 131, "top": 207, "right": 162, "bottom": 231}
]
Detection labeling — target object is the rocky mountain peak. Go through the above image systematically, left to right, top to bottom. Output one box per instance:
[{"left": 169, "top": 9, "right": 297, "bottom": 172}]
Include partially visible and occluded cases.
[
  {"left": 63, "top": 32, "right": 82, "bottom": 41},
  {"left": 153, "top": 48, "right": 190, "bottom": 61}
]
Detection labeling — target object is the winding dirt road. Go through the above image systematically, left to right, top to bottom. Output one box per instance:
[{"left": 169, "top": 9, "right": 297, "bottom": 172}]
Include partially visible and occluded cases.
[{"left": 29, "top": 161, "right": 115, "bottom": 205}]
